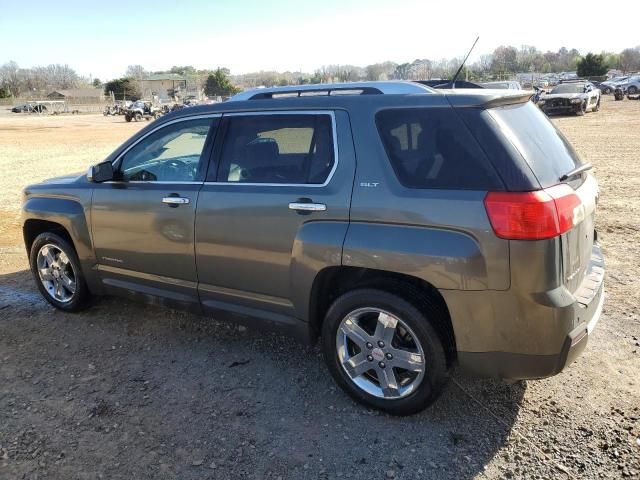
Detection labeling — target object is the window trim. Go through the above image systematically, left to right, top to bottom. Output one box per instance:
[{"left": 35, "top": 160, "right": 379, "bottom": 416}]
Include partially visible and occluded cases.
[
  {"left": 205, "top": 110, "right": 338, "bottom": 188},
  {"left": 107, "top": 114, "right": 222, "bottom": 184}
]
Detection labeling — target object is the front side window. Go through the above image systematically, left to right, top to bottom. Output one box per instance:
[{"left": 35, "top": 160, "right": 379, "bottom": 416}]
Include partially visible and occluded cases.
[
  {"left": 376, "top": 108, "right": 502, "bottom": 190},
  {"left": 216, "top": 113, "right": 335, "bottom": 184},
  {"left": 119, "top": 118, "right": 214, "bottom": 182}
]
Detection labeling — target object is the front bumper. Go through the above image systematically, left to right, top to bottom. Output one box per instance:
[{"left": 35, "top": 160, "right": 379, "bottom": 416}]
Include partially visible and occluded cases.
[
  {"left": 541, "top": 102, "right": 582, "bottom": 115},
  {"left": 455, "top": 244, "right": 605, "bottom": 380}
]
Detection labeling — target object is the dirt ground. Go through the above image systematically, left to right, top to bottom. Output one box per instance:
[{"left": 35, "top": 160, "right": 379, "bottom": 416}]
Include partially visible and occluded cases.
[{"left": 0, "top": 98, "right": 639, "bottom": 480}]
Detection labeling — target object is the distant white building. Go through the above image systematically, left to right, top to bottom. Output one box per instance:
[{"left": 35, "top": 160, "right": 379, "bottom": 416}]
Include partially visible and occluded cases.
[{"left": 139, "top": 74, "right": 187, "bottom": 101}]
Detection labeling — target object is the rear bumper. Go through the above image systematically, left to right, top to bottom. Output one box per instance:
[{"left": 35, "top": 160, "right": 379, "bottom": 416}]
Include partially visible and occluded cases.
[
  {"left": 450, "top": 243, "right": 605, "bottom": 379},
  {"left": 457, "top": 281, "right": 604, "bottom": 379}
]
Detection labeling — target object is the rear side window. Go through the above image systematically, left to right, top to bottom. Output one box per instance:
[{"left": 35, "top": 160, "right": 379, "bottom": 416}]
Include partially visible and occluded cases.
[
  {"left": 484, "top": 102, "right": 582, "bottom": 188},
  {"left": 376, "top": 108, "right": 502, "bottom": 190},
  {"left": 216, "top": 113, "right": 335, "bottom": 184}
]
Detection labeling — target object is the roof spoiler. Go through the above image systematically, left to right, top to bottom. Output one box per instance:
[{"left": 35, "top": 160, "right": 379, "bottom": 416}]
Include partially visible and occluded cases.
[{"left": 446, "top": 91, "right": 533, "bottom": 108}]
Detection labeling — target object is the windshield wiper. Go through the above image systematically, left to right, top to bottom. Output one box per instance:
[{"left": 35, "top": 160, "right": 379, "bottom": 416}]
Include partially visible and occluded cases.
[{"left": 560, "top": 163, "right": 592, "bottom": 181}]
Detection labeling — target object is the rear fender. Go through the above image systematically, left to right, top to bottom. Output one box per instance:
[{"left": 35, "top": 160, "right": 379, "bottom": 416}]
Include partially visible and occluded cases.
[
  {"left": 289, "top": 221, "right": 349, "bottom": 322},
  {"left": 342, "top": 223, "right": 489, "bottom": 291}
]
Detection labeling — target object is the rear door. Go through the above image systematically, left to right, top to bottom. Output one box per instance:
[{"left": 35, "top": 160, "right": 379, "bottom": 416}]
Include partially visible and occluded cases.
[{"left": 195, "top": 110, "right": 354, "bottom": 321}]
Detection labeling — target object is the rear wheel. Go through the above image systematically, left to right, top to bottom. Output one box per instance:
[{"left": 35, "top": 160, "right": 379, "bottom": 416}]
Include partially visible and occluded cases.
[
  {"left": 604, "top": 86, "right": 612, "bottom": 94},
  {"left": 628, "top": 86, "right": 638, "bottom": 95},
  {"left": 593, "top": 98, "right": 600, "bottom": 112},
  {"left": 134, "top": 112, "right": 142, "bottom": 122},
  {"left": 29, "top": 232, "right": 90, "bottom": 312},
  {"left": 321, "top": 289, "right": 448, "bottom": 415}
]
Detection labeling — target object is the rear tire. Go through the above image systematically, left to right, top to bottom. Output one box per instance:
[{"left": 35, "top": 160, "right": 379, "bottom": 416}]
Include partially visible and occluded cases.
[
  {"left": 628, "top": 86, "right": 638, "bottom": 95},
  {"left": 593, "top": 98, "right": 600, "bottom": 112},
  {"left": 134, "top": 113, "right": 142, "bottom": 122},
  {"left": 29, "top": 232, "right": 90, "bottom": 312},
  {"left": 321, "top": 288, "right": 448, "bottom": 416}
]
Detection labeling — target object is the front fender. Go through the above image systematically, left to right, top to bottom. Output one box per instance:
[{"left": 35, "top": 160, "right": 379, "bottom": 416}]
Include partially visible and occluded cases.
[
  {"left": 22, "top": 196, "right": 101, "bottom": 293},
  {"left": 342, "top": 223, "right": 489, "bottom": 291}
]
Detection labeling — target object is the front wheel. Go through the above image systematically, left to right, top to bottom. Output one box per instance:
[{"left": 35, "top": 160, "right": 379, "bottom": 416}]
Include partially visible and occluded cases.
[
  {"left": 628, "top": 86, "right": 638, "bottom": 95},
  {"left": 593, "top": 98, "right": 600, "bottom": 112},
  {"left": 576, "top": 100, "right": 587, "bottom": 116},
  {"left": 29, "top": 232, "right": 90, "bottom": 312},
  {"left": 321, "top": 289, "right": 448, "bottom": 415}
]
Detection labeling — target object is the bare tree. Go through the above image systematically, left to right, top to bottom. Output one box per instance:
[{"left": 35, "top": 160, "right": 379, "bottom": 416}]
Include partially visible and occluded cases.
[
  {"left": 619, "top": 47, "right": 640, "bottom": 73},
  {"left": 0, "top": 61, "right": 22, "bottom": 96}
]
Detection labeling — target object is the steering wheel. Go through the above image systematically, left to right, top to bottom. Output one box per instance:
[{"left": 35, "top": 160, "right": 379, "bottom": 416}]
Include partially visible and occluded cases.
[{"left": 159, "top": 159, "right": 192, "bottom": 181}]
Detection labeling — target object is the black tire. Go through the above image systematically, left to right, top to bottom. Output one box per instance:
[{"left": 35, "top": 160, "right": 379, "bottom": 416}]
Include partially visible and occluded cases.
[
  {"left": 628, "top": 86, "right": 638, "bottom": 95},
  {"left": 604, "top": 87, "right": 612, "bottom": 94},
  {"left": 593, "top": 98, "right": 600, "bottom": 112},
  {"left": 576, "top": 100, "right": 586, "bottom": 116},
  {"left": 134, "top": 113, "right": 142, "bottom": 122},
  {"left": 125, "top": 114, "right": 132, "bottom": 122},
  {"left": 29, "top": 232, "right": 90, "bottom": 312},
  {"left": 321, "top": 288, "right": 448, "bottom": 416}
]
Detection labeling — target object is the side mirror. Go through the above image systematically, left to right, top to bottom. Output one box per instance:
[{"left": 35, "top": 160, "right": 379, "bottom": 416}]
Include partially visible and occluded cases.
[{"left": 87, "top": 160, "right": 114, "bottom": 183}]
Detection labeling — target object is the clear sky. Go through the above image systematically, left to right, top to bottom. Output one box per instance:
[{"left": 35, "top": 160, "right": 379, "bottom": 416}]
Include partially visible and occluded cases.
[{"left": 1, "top": 0, "right": 638, "bottom": 80}]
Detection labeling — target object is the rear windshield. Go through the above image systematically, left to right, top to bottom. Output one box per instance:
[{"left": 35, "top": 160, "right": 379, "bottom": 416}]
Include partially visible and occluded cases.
[
  {"left": 550, "top": 83, "right": 586, "bottom": 94},
  {"left": 485, "top": 102, "right": 582, "bottom": 187}
]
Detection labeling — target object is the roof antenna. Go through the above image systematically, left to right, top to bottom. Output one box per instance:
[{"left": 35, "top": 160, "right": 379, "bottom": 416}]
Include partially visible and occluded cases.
[{"left": 449, "top": 36, "right": 480, "bottom": 88}]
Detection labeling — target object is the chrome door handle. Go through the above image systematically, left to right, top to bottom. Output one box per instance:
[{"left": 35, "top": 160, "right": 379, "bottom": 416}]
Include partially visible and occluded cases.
[
  {"left": 162, "top": 196, "right": 190, "bottom": 205},
  {"left": 288, "top": 202, "right": 326, "bottom": 212}
]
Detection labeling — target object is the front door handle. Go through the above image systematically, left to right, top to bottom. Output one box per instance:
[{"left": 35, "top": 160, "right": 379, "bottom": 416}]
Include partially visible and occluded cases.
[
  {"left": 162, "top": 196, "right": 190, "bottom": 207},
  {"left": 288, "top": 202, "right": 326, "bottom": 212}
]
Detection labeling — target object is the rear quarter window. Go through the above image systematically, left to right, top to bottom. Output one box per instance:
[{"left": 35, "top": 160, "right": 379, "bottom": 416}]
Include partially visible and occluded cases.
[{"left": 375, "top": 107, "right": 503, "bottom": 190}]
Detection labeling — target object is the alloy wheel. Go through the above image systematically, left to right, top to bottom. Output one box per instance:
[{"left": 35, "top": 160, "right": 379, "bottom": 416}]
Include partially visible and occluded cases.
[
  {"left": 36, "top": 244, "right": 76, "bottom": 303},
  {"left": 336, "top": 307, "right": 426, "bottom": 399}
]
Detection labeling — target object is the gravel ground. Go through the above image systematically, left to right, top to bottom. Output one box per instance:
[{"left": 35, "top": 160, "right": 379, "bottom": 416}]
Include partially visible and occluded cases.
[{"left": 1, "top": 98, "right": 639, "bottom": 479}]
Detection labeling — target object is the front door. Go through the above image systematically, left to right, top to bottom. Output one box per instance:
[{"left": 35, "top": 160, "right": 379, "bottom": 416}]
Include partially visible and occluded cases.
[
  {"left": 195, "top": 111, "right": 354, "bottom": 322},
  {"left": 91, "top": 116, "right": 218, "bottom": 310}
]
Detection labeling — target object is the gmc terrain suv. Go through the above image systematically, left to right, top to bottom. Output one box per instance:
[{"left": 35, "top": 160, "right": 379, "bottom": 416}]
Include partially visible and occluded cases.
[{"left": 22, "top": 81, "right": 605, "bottom": 415}]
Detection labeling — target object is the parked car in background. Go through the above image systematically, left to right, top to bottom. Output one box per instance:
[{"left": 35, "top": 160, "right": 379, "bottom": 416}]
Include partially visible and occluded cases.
[
  {"left": 618, "top": 75, "right": 640, "bottom": 95},
  {"left": 599, "top": 76, "right": 629, "bottom": 94},
  {"left": 538, "top": 80, "right": 600, "bottom": 116},
  {"left": 22, "top": 81, "right": 604, "bottom": 415},
  {"left": 479, "top": 81, "right": 522, "bottom": 90},
  {"left": 11, "top": 103, "right": 47, "bottom": 113}
]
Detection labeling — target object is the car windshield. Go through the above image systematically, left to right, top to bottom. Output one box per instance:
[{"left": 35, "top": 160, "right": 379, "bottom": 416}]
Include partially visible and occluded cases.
[
  {"left": 482, "top": 82, "right": 510, "bottom": 89},
  {"left": 550, "top": 84, "right": 585, "bottom": 94}
]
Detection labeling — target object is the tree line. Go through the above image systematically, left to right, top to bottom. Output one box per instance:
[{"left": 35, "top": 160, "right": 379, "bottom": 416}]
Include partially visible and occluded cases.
[{"left": 2, "top": 44, "right": 639, "bottom": 99}]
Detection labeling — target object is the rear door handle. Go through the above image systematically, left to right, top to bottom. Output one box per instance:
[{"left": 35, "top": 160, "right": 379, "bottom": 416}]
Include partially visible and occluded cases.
[
  {"left": 162, "top": 196, "right": 190, "bottom": 206},
  {"left": 288, "top": 202, "right": 326, "bottom": 212}
]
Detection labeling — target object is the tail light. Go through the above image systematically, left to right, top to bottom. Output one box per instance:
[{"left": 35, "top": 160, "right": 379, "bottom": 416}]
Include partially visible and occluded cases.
[{"left": 484, "top": 184, "right": 583, "bottom": 240}]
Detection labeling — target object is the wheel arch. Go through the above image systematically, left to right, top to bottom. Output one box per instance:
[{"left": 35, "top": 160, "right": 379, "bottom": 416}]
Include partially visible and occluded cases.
[
  {"left": 22, "top": 196, "right": 101, "bottom": 294},
  {"left": 23, "top": 219, "right": 75, "bottom": 254},
  {"left": 309, "top": 266, "right": 457, "bottom": 366}
]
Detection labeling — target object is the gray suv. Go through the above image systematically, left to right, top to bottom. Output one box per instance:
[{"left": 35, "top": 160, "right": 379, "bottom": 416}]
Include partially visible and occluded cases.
[{"left": 22, "top": 81, "right": 605, "bottom": 415}]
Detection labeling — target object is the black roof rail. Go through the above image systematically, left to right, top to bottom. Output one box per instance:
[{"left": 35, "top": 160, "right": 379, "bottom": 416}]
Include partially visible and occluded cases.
[{"left": 249, "top": 86, "right": 382, "bottom": 100}]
